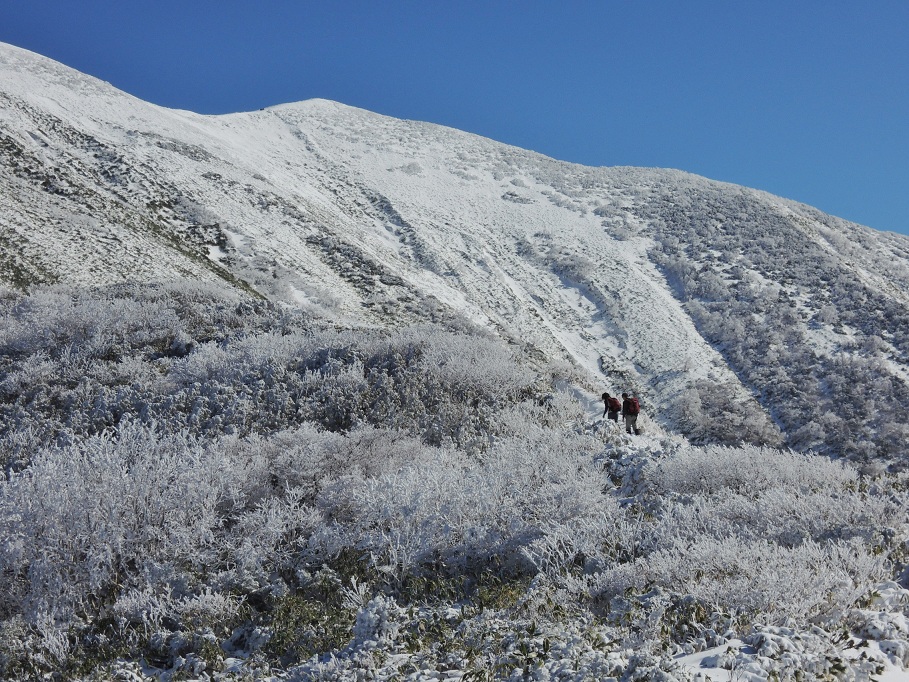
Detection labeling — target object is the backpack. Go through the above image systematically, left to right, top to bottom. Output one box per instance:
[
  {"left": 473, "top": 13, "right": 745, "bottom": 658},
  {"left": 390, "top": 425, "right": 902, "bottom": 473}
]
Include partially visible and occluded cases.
[
  {"left": 607, "top": 397, "right": 622, "bottom": 412},
  {"left": 627, "top": 397, "right": 640, "bottom": 415}
]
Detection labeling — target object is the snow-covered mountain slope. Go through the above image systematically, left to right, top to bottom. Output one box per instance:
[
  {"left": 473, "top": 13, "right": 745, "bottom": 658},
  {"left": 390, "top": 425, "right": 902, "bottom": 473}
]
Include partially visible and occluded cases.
[{"left": 2, "top": 41, "right": 908, "bottom": 457}]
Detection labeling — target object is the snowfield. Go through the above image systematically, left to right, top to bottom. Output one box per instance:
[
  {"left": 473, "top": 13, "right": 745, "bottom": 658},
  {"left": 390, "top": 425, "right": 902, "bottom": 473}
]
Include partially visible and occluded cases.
[
  {"left": 5, "top": 41, "right": 909, "bottom": 455},
  {"left": 2, "top": 42, "right": 909, "bottom": 680}
]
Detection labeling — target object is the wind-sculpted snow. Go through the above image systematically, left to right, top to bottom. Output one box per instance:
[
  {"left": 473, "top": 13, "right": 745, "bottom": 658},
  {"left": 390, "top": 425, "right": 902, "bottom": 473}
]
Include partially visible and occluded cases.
[{"left": 6, "top": 42, "right": 909, "bottom": 455}]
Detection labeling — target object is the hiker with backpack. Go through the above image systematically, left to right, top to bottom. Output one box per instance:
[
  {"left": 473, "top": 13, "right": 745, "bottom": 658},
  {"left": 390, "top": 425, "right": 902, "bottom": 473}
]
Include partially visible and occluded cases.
[
  {"left": 602, "top": 392, "right": 621, "bottom": 422},
  {"left": 622, "top": 392, "right": 641, "bottom": 435}
]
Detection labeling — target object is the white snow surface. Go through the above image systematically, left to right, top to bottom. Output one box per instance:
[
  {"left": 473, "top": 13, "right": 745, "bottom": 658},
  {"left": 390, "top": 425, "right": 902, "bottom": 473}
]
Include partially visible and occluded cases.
[{"left": 3, "top": 41, "right": 909, "bottom": 433}]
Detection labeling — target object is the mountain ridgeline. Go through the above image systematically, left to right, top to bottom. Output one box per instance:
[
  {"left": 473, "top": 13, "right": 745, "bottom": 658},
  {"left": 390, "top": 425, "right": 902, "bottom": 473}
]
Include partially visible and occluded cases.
[{"left": 2, "top": 42, "right": 908, "bottom": 461}]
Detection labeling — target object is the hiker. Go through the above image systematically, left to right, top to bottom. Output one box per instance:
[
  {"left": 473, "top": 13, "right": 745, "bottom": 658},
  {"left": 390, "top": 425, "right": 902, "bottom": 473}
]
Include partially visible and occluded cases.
[
  {"left": 602, "top": 392, "right": 621, "bottom": 422},
  {"left": 621, "top": 392, "right": 641, "bottom": 435}
]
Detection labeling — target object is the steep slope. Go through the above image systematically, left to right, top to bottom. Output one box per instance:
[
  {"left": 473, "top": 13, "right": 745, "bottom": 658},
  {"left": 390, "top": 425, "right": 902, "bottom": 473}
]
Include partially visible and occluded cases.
[{"left": 2, "top": 41, "right": 908, "bottom": 457}]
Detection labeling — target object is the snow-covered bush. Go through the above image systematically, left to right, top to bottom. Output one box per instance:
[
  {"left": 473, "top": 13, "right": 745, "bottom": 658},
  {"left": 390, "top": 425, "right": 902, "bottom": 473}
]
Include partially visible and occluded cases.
[
  {"left": 644, "top": 186, "right": 909, "bottom": 461},
  {"left": 1, "top": 282, "right": 907, "bottom": 679},
  {"left": 0, "top": 284, "right": 539, "bottom": 460},
  {"left": 670, "top": 380, "right": 782, "bottom": 446},
  {"left": 0, "top": 422, "right": 228, "bottom": 623},
  {"left": 310, "top": 430, "right": 605, "bottom": 576},
  {"left": 577, "top": 444, "right": 908, "bottom": 633},
  {"left": 643, "top": 444, "right": 856, "bottom": 496},
  {"left": 590, "top": 536, "right": 884, "bottom": 624}
]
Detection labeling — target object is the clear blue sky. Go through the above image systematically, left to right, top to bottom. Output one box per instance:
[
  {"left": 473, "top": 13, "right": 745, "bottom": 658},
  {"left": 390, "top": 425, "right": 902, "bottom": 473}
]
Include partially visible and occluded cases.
[{"left": 2, "top": 1, "right": 907, "bottom": 234}]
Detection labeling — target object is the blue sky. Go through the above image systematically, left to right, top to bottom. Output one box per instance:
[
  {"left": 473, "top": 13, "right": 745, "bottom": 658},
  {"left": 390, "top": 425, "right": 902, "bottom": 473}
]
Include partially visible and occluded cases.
[{"left": 2, "top": 1, "right": 907, "bottom": 234}]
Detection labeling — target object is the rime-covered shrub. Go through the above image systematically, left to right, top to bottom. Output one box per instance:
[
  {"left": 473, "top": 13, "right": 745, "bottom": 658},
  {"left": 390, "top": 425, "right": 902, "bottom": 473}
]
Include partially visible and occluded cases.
[
  {"left": 643, "top": 185, "right": 909, "bottom": 461},
  {"left": 0, "top": 280, "right": 268, "bottom": 363},
  {"left": 1, "top": 282, "right": 908, "bottom": 677},
  {"left": 0, "top": 284, "right": 539, "bottom": 462},
  {"left": 670, "top": 381, "right": 782, "bottom": 447},
  {"left": 0, "top": 417, "right": 609, "bottom": 637},
  {"left": 0, "top": 422, "right": 231, "bottom": 622},
  {"left": 310, "top": 430, "right": 605, "bottom": 575},
  {"left": 578, "top": 444, "right": 908, "bottom": 629},
  {"left": 642, "top": 444, "right": 856, "bottom": 496},
  {"left": 651, "top": 487, "right": 898, "bottom": 550},
  {"left": 590, "top": 536, "right": 884, "bottom": 624}
]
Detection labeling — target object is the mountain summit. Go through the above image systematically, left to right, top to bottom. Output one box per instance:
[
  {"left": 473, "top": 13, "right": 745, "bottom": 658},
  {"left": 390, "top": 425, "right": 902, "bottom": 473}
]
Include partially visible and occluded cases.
[{"left": 2, "top": 41, "right": 908, "bottom": 458}]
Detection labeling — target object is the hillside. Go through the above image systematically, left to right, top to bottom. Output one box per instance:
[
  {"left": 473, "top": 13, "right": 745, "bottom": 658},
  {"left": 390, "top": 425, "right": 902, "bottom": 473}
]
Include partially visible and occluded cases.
[
  {"left": 2, "top": 41, "right": 909, "bottom": 458},
  {"left": 4, "top": 42, "right": 909, "bottom": 681},
  {"left": 2, "top": 283, "right": 908, "bottom": 681}
]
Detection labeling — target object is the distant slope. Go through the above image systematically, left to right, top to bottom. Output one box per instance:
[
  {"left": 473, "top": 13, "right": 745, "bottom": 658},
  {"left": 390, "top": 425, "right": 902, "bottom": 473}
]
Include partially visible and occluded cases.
[{"left": 2, "top": 41, "right": 908, "bottom": 458}]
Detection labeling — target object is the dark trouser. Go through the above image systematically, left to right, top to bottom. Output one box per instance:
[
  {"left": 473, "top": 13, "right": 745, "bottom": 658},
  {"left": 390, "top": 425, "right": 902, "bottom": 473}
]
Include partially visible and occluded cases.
[
  {"left": 607, "top": 411, "right": 619, "bottom": 422},
  {"left": 624, "top": 414, "right": 639, "bottom": 434}
]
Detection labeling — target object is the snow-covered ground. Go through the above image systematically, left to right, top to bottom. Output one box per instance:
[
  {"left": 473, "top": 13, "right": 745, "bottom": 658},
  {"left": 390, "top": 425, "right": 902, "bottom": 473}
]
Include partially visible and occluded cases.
[
  {"left": 6, "top": 40, "right": 909, "bottom": 448},
  {"left": 3, "top": 43, "right": 909, "bottom": 679}
]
